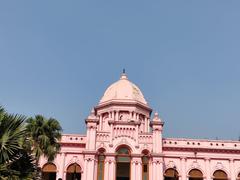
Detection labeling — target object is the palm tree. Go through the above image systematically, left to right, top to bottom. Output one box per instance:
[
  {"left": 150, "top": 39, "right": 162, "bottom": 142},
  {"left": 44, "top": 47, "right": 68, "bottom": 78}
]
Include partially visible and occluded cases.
[
  {"left": 0, "top": 106, "right": 37, "bottom": 179},
  {"left": 0, "top": 106, "right": 26, "bottom": 164},
  {"left": 26, "top": 115, "right": 62, "bottom": 165}
]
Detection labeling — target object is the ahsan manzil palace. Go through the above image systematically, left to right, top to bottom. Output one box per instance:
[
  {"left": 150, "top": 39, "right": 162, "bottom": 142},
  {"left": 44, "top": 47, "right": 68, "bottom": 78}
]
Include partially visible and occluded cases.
[{"left": 39, "top": 72, "right": 240, "bottom": 180}]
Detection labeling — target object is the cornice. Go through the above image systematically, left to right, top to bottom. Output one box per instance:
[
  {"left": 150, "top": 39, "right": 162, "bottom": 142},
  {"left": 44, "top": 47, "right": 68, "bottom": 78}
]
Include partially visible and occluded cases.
[
  {"left": 95, "top": 100, "right": 152, "bottom": 112},
  {"left": 108, "top": 120, "right": 141, "bottom": 125},
  {"left": 163, "top": 146, "right": 240, "bottom": 154}
]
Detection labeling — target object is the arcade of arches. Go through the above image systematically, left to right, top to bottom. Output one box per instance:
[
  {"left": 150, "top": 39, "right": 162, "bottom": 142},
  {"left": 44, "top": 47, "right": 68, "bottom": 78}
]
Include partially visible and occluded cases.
[
  {"left": 41, "top": 160, "right": 234, "bottom": 180},
  {"left": 42, "top": 163, "right": 81, "bottom": 180}
]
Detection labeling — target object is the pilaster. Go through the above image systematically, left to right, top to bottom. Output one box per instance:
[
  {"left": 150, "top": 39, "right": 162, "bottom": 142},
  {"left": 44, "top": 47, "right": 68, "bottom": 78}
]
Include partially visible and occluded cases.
[
  {"left": 83, "top": 154, "right": 97, "bottom": 180},
  {"left": 105, "top": 156, "right": 116, "bottom": 180},
  {"left": 132, "top": 157, "right": 142, "bottom": 180},
  {"left": 152, "top": 157, "right": 163, "bottom": 180},
  {"left": 180, "top": 157, "right": 187, "bottom": 180},
  {"left": 204, "top": 157, "right": 211, "bottom": 180},
  {"left": 230, "top": 159, "right": 235, "bottom": 180}
]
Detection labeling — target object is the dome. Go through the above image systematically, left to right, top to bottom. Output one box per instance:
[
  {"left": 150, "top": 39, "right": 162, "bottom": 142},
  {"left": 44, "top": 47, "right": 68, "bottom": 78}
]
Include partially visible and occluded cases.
[{"left": 99, "top": 73, "right": 148, "bottom": 105}]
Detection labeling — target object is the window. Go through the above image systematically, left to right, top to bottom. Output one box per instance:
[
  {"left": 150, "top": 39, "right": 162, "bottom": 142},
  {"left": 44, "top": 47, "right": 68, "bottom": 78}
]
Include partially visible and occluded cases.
[
  {"left": 164, "top": 168, "right": 179, "bottom": 180},
  {"left": 189, "top": 169, "right": 203, "bottom": 180},
  {"left": 213, "top": 170, "right": 228, "bottom": 180}
]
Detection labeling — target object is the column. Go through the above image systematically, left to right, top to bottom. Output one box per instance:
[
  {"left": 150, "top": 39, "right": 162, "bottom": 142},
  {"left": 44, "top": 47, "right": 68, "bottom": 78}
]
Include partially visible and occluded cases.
[
  {"left": 114, "top": 111, "right": 116, "bottom": 120},
  {"left": 116, "top": 111, "right": 119, "bottom": 121},
  {"left": 133, "top": 112, "right": 136, "bottom": 120},
  {"left": 99, "top": 114, "right": 102, "bottom": 131},
  {"left": 145, "top": 117, "right": 148, "bottom": 132},
  {"left": 147, "top": 118, "right": 150, "bottom": 132},
  {"left": 110, "top": 123, "right": 113, "bottom": 144},
  {"left": 135, "top": 125, "right": 139, "bottom": 146},
  {"left": 86, "top": 127, "right": 90, "bottom": 149},
  {"left": 61, "top": 153, "right": 66, "bottom": 180},
  {"left": 83, "top": 156, "right": 96, "bottom": 180},
  {"left": 106, "top": 157, "right": 116, "bottom": 180},
  {"left": 132, "top": 157, "right": 142, "bottom": 180},
  {"left": 135, "top": 157, "right": 142, "bottom": 180},
  {"left": 181, "top": 157, "right": 186, "bottom": 180},
  {"left": 91, "top": 158, "right": 96, "bottom": 180},
  {"left": 204, "top": 158, "right": 210, "bottom": 180},
  {"left": 83, "top": 159, "right": 88, "bottom": 180},
  {"left": 94, "top": 159, "right": 98, "bottom": 180},
  {"left": 148, "top": 159, "right": 153, "bottom": 180},
  {"left": 152, "top": 159, "right": 163, "bottom": 180},
  {"left": 230, "top": 159, "right": 235, "bottom": 180},
  {"left": 109, "top": 160, "right": 116, "bottom": 180},
  {"left": 104, "top": 161, "right": 109, "bottom": 180},
  {"left": 131, "top": 161, "right": 136, "bottom": 180},
  {"left": 153, "top": 161, "right": 157, "bottom": 180},
  {"left": 160, "top": 161, "right": 164, "bottom": 180}
]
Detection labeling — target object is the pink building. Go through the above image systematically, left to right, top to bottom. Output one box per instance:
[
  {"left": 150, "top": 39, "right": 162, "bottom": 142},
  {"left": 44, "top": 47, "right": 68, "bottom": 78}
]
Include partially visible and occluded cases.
[{"left": 40, "top": 72, "right": 240, "bottom": 180}]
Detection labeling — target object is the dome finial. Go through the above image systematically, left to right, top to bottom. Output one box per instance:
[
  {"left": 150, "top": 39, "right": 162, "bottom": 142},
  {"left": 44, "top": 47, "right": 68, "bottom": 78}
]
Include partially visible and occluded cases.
[{"left": 120, "top": 68, "right": 128, "bottom": 80}]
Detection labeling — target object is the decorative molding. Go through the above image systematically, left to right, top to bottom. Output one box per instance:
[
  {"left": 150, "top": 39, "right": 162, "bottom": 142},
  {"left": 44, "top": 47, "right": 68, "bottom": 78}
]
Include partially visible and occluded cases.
[
  {"left": 163, "top": 147, "right": 240, "bottom": 154},
  {"left": 166, "top": 160, "right": 176, "bottom": 169},
  {"left": 190, "top": 161, "right": 200, "bottom": 169},
  {"left": 215, "top": 162, "right": 224, "bottom": 170}
]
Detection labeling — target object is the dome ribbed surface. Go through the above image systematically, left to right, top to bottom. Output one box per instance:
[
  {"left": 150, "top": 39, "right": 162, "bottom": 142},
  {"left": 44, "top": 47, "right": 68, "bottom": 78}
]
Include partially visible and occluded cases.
[{"left": 99, "top": 73, "right": 147, "bottom": 105}]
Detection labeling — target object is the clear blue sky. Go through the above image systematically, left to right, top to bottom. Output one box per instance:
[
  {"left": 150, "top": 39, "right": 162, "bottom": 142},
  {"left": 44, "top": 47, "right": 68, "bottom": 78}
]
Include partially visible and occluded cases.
[{"left": 0, "top": 1, "right": 240, "bottom": 140}]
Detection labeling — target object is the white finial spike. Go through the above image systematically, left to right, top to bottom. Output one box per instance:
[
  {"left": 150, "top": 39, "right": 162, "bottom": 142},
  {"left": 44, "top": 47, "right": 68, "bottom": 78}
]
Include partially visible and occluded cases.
[
  {"left": 120, "top": 69, "right": 128, "bottom": 80},
  {"left": 153, "top": 111, "right": 161, "bottom": 122}
]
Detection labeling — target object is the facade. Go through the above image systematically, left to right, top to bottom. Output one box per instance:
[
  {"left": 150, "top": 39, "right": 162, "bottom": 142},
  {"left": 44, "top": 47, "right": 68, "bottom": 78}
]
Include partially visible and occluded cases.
[{"left": 40, "top": 73, "right": 240, "bottom": 180}]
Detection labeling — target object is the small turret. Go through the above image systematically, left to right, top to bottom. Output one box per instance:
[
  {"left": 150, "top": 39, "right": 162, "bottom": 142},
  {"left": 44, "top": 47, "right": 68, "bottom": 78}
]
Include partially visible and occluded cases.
[
  {"left": 85, "top": 109, "right": 99, "bottom": 150},
  {"left": 151, "top": 112, "right": 164, "bottom": 153}
]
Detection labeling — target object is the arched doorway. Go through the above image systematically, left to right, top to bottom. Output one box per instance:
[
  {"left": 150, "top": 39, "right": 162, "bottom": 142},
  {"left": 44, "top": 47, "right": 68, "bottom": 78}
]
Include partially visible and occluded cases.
[
  {"left": 116, "top": 146, "right": 131, "bottom": 180},
  {"left": 142, "top": 150, "right": 150, "bottom": 180},
  {"left": 42, "top": 163, "right": 57, "bottom": 180},
  {"left": 66, "top": 163, "right": 81, "bottom": 180},
  {"left": 164, "top": 168, "right": 179, "bottom": 180},
  {"left": 188, "top": 169, "right": 203, "bottom": 180},
  {"left": 213, "top": 170, "right": 228, "bottom": 180}
]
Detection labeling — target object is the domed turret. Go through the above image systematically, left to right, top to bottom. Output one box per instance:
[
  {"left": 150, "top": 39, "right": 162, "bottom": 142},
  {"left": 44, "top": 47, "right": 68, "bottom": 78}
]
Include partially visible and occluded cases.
[{"left": 99, "top": 72, "right": 148, "bottom": 105}]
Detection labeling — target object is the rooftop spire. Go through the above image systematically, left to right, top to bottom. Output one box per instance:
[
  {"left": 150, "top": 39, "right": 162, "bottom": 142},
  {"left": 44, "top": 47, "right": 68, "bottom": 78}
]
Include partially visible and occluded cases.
[{"left": 120, "top": 68, "right": 128, "bottom": 80}]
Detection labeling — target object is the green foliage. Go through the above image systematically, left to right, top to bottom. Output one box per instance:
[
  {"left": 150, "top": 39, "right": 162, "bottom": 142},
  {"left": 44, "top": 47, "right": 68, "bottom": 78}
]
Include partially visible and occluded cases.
[
  {"left": 0, "top": 106, "right": 62, "bottom": 179},
  {"left": 0, "top": 106, "right": 37, "bottom": 179},
  {"left": 0, "top": 107, "right": 26, "bottom": 164},
  {"left": 26, "top": 115, "right": 62, "bottom": 163},
  {"left": 0, "top": 150, "right": 39, "bottom": 179}
]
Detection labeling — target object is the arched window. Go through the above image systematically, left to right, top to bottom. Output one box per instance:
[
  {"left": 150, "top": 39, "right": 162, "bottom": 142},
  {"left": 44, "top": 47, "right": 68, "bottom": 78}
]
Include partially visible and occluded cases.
[
  {"left": 116, "top": 146, "right": 131, "bottom": 180},
  {"left": 116, "top": 147, "right": 131, "bottom": 162},
  {"left": 97, "top": 149, "right": 105, "bottom": 180},
  {"left": 142, "top": 150, "right": 150, "bottom": 180},
  {"left": 42, "top": 163, "right": 57, "bottom": 180},
  {"left": 66, "top": 163, "right": 81, "bottom": 180},
  {"left": 164, "top": 168, "right": 179, "bottom": 180},
  {"left": 189, "top": 169, "right": 203, "bottom": 180},
  {"left": 213, "top": 170, "right": 228, "bottom": 180}
]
